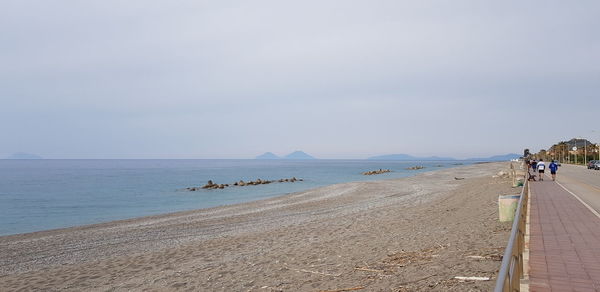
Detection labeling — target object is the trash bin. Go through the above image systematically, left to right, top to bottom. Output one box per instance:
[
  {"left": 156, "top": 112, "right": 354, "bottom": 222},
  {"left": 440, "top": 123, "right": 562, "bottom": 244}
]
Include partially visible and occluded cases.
[{"left": 498, "top": 195, "right": 520, "bottom": 222}]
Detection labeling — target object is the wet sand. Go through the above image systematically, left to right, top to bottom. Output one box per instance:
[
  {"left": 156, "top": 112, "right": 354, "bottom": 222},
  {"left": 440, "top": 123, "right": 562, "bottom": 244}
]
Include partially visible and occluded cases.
[{"left": 0, "top": 162, "right": 517, "bottom": 291}]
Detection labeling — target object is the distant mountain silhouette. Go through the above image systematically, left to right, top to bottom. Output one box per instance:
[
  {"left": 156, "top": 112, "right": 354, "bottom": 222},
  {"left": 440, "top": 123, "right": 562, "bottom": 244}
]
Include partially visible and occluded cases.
[
  {"left": 564, "top": 138, "right": 593, "bottom": 148},
  {"left": 255, "top": 151, "right": 316, "bottom": 159},
  {"left": 284, "top": 151, "right": 316, "bottom": 160},
  {"left": 5, "top": 152, "right": 43, "bottom": 159},
  {"left": 255, "top": 152, "right": 280, "bottom": 159},
  {"left": 368, "top": 153, "right": 521, "bottom": 161},
  {"left": 466, "top": 153, "right": 521, "bottom": 161},
  {"left": 368, "top": 154, "right": 455, "bottom": 161}
]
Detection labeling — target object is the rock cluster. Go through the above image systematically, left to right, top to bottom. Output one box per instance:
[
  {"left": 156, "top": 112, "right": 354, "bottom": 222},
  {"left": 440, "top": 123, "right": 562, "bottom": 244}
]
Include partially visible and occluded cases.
[
  {"left": 406, "top": 166, "right": 425, "bottom": 170},
  {"left": 362, "top": 169, "right": 391, "bottom": 175},
  {"left": 187, "top": 177, "right": 303, "bottom": 191},
  {"left": 277, "top": 177, "right": 301, "bottom": 183},
  {"left": 234, "top": 178, "right": 271, "bottom": 186},
  {"left": 186, "top": 180, "right": 230, "bottom": 191},
  {"left": 203, "top": 180, "right": 229, "bottom": 189}
]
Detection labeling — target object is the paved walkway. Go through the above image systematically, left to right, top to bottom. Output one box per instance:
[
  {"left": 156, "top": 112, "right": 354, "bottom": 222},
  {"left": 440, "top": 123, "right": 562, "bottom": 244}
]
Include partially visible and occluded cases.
[{"left": 528, "top": 176, "right": 600, "bottom": 291}]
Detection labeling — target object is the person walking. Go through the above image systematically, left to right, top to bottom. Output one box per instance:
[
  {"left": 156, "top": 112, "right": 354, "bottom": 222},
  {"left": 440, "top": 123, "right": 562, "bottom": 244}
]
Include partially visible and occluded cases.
[
  {"left": 537, "top": 159, "right": 546, "bottom": 181},
  {"left": 531, "top": 160, "right": 538, "bottom": 174},
  {"left": 549, "top": 160, "right": 559, "bottom": 181}
]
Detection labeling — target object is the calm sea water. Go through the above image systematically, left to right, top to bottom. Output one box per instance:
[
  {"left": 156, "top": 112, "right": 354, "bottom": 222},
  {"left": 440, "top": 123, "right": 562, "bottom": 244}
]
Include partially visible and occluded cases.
[{"left": 0, "top": 159, "right": 469, "bottom": 236}]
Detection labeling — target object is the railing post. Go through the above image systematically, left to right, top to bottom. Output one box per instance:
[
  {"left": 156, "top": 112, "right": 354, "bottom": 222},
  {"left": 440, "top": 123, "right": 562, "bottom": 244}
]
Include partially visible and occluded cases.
[
  {"left": 495, "top": 162, "right": 529, "bottom": 292},
  {"left": 517, "top": 228, "right": 523, "bottom": 290}
]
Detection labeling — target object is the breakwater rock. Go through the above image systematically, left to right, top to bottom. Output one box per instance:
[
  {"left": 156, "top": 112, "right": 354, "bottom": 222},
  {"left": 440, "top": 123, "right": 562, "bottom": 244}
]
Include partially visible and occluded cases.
[
  {"left": 406, "top": 166, "right": 425, "bottom": 170},
  {"left": 362, "top": 169, "right": 391, "bottom": 175},
  {"left": 187, "top": 177, "right": 303, "bottom": 191}
]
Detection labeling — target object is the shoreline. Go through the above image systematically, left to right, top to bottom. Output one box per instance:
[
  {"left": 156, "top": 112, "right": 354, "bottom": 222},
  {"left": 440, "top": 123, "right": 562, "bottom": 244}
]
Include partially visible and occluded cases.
[
  {"left": 0, "top": 161, "right": 472, "bottom": 238},
  {"left": 0, "top": 162, "right": 516, "bottom": 291}
]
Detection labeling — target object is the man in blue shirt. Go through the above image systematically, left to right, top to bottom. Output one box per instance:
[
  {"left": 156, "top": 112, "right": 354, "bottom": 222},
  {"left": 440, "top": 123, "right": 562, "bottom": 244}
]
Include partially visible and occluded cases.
[{"left": 549, "top": 160, "right": 559, "bottom": 181}]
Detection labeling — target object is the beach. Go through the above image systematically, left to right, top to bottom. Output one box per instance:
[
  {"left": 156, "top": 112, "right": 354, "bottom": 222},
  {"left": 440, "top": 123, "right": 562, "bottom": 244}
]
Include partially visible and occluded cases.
[{"left": 0, "top": 162, "right": 515, "bottom": 291}]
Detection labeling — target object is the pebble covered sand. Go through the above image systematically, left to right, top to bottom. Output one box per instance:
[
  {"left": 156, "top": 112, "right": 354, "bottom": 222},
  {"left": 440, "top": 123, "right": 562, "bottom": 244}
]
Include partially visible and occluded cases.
[{"left": 0, "top": 162, "right": 517, "bottom": 291}]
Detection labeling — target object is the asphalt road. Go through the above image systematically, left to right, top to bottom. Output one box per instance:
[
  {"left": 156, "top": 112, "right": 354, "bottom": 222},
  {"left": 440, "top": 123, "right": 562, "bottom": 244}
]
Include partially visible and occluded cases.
[{"left": 544, "top": 163, "right": 600, "bottom": 213}]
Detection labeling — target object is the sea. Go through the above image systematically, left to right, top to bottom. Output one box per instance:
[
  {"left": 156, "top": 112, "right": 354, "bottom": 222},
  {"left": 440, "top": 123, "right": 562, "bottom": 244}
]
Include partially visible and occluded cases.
[{"left": 0, "top": 159, "right": 471, "bottom": 236}]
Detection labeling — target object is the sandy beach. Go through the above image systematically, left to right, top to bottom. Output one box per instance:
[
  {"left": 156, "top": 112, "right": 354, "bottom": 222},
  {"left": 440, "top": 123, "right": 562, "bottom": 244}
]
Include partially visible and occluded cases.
[{"left": 0, "top": 162, "right": 517, "bottom": 291}]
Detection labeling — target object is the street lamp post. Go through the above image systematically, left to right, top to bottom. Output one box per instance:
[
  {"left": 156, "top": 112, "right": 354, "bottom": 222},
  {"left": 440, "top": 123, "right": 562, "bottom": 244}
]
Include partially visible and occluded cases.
[
  {"left": 593, "top": 130, "right": 599, "bottom": 161},
  {"left": 573, "top": 138, "right": 577, "bottom": 165},
  {"left": 584, "top": 139, "right": 587, "bottom": 166}
]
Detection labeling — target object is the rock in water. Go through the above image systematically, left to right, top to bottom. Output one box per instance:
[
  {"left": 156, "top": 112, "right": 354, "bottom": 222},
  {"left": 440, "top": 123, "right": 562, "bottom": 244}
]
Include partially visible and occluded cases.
[
  {"left": 406, "top": 166, "right": 425, "bottom": 170},
  {"left": 362, "top": 169, "right": 392, "bottom": 175},
  {"left": 202, "top": 180, "right": 216, "bottom": 189}
]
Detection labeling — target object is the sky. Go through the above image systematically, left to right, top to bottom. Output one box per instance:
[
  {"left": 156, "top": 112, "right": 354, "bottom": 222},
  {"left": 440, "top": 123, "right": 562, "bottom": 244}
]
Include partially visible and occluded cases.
[{"left": 1, "top": 1, "right": 599, "bottom": 159}]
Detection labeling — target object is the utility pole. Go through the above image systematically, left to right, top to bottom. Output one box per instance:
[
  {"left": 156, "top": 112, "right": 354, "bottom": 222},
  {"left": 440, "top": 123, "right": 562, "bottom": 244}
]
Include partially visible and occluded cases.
[
  {"left": 592, "top": 130, "right": 599, "bottom": 161},
  {"left": 575, "top": 139, "right": 578, "bottom": 165},
  {"left": 584, "top": 139, "right": 587, "bottom": 165}
]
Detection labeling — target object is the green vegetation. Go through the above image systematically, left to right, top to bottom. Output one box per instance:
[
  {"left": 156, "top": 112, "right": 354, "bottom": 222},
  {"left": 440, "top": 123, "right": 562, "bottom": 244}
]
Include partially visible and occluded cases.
[{"left": 531, "top": 138, "right": 599, "bottom": 165}]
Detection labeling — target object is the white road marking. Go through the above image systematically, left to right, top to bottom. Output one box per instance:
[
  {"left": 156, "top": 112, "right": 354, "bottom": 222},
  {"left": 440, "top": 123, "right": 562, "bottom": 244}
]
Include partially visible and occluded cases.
[{"left": 555, "top": 181, "right": 600, "bottom": 219}]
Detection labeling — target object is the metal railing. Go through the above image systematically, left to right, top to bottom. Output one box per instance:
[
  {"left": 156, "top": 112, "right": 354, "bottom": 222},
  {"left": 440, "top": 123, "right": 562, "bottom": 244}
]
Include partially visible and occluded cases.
[{"left": 494, "top": 171, "right": 529, "bottom": 292}]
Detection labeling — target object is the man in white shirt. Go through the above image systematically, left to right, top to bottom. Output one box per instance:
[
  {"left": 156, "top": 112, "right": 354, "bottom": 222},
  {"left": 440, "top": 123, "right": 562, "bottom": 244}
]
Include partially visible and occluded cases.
[{"left": 537, "top": 159, "right": 546, "bottom": 181}]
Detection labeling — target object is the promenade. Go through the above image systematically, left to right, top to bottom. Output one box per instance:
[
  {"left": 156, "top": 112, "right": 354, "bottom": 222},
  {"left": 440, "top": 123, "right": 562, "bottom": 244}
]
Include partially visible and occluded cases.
[{"left": 527, "top": 167, "right": 600, "bottom": 291}]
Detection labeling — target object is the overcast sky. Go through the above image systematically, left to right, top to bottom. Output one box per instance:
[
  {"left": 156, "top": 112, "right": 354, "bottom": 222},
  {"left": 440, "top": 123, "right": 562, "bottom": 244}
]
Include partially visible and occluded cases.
[{"left": 1, "top": 1, "right": 599, "bottom": 159}]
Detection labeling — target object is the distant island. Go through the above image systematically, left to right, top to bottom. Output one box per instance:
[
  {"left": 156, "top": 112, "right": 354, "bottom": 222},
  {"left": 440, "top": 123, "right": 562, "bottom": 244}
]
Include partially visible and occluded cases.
[
  {"left": 255, "top": 151, "right": 316, "bottom": 160},
  {"left": 284, "top": 151, "right": 315, "bottom": 159},
  {"left": 5, "top": 152, "right": 43, "bottom": 159},
  {"left": 255, "top": 152, "right": 280, "bottom": 159},
  {"left": 368, "top": 153, "right": 521, "bottom": 161}
]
